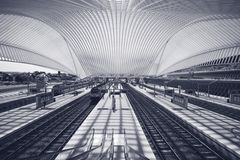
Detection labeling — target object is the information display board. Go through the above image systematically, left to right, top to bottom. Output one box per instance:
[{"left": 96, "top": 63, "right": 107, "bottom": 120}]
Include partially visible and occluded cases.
[{"left": 171, "top": 93, "right": 188, "bottom": 108}]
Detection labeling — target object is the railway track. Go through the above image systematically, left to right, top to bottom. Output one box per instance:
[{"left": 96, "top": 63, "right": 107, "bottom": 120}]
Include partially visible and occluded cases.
[
  {"left": 123, "top": 84, "right": 225, "bottom": 160},
  {"left": 143, "top": 84, "right": 240, "bottom": 122},
  {"left": 0, "top": 93, "right": 95, "bottom": 160}
]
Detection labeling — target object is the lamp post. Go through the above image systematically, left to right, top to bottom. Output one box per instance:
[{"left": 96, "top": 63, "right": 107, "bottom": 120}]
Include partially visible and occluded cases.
[
  {"left": 27, "top": 72, "right": 30, "bottom": 96},
  {"left": 43, "top": 74, "right": 48, "bottom": 108},
  {"left": 207, "top": 79, "right": 218, "bottom": 97},
  {"left": 63, "top": 80, "right": 66, "bottom": 96},
  {"left": 154, "top": 83, "right": 156, "bottom": 97},
  {"left": 197, "top": 83, "right": 199, "bottom": 97},
  {"left": 178, "top": 85, "right": 181, "bottom": 94}
]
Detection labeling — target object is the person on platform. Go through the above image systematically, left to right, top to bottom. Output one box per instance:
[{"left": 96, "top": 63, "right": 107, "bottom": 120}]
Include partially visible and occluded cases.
[{"left": 112, "top": 95, "right": 116, "bottom": 112}]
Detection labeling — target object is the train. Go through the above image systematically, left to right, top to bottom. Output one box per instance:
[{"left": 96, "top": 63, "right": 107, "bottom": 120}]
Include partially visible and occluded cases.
[
  {"left": 52, "top": 81, "right": 90, "bottom": 96},
  {"left": 90, "top": 82, "right": 109, "bottom": 102}
]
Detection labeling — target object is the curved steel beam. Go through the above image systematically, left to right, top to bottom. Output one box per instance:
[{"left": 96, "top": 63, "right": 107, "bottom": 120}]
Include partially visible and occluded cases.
[
  {"left": 0, "top": 12, "right": 86, "bottom": 75},
  {"left": 155, "top": 15, "right": 240, "bottom": 75},
  {"left": 0, "top": 42, "right": 73, "bottom": 73},
  {"left": 163, "top": 43, "right": 240, "bottom": 73},
  {"left": 0, "top": 59, "right": 69, "bottom": 74}
]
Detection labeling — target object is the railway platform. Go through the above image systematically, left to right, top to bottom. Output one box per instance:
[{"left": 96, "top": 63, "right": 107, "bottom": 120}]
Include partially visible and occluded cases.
[
  {"left": 0, "top": 83, "right": 60, "bottom": 104},
  {"left": 145, "top": 83, "right": 240, "bottom": 111},
  {"left": 133, "top": 84, "right": 240, "bottom": 159},
  {"left": 0, "top": 88, "right": 90, "bottom": 139},
  {"left": 0, "top": 90, "right": 33, "bottom": 104},
  {"left": 56, "top": 91, "right": 156, "bottom": 160},
  {"left": 183, "top": 92, "right": 240, "bottom": 111}
]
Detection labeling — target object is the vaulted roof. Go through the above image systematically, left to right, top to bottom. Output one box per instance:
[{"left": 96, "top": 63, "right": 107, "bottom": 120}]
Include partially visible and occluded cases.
[{"left": 0, "top": 0, "right": 240, "bottom": 77}]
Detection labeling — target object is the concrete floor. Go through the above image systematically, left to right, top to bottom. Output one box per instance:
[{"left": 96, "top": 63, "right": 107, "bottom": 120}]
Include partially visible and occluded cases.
[{"left": 56, "top": 92, "right": 156, "bottom": 160}]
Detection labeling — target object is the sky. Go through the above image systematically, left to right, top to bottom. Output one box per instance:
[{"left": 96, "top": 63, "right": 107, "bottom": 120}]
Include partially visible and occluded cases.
[{"left": 0, "top": 61, "right": 58, "bottom": 73}]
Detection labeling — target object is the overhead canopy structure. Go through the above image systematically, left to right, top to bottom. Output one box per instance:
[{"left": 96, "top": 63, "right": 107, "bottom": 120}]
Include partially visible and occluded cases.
[{"left": 0, "top": 0, "right": 240, "bottom": 77}]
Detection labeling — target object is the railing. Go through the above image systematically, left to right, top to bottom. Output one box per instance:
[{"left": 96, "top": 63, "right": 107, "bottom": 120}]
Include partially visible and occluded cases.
[
  {"left": 42, "top": 128, "right": 150, "bottom": 160},
  {"left": 67, "top": 128, "right": 96, "bottom": 160},
  {"left": 87, "top": 128, "right": 95, "bottom": 151},
  {"left": 98, "top": 129, "right": 114, "bottom": 160},
  {"left": 98, "top": 129, "right": 107, "bottom": 158},
  {"left": 109, "top": 129, "right": 114, "bottom": 160},
  {"left": 124, "top": 129, "right": 150, "bottom": 160},
  {"left": 124, "top": 129, "right": 130, "bottom": 160},
  {"left": 127, "top": 146, "right": 150, "bottom": 160}
]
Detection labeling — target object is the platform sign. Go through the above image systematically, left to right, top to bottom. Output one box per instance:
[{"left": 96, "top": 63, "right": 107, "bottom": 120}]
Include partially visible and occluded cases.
[
  {"left": 178, "top": 85, "right": 181, "bottom": 94},
  {"left": 228, "top": 90, "right": 240, "bottom": 105},
  {"left": 36, "top": 92, "right": 55, "bottom": 109},
  {"left": 171, "top": 93, "right": 188, "bottom": 108},
  {"left": 229, "top": 94, "right": 240, "bottom": 105}
]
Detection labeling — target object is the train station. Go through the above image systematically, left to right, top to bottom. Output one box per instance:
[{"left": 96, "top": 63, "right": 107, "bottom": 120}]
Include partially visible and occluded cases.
[{"left": 0, "top": 0, "right": 240, "bottom": 160}]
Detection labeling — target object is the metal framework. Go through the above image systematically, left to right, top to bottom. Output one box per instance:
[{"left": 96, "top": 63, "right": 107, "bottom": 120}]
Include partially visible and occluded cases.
[{"left": 0, "top": 0, "right": 240, "bottom": 77}]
